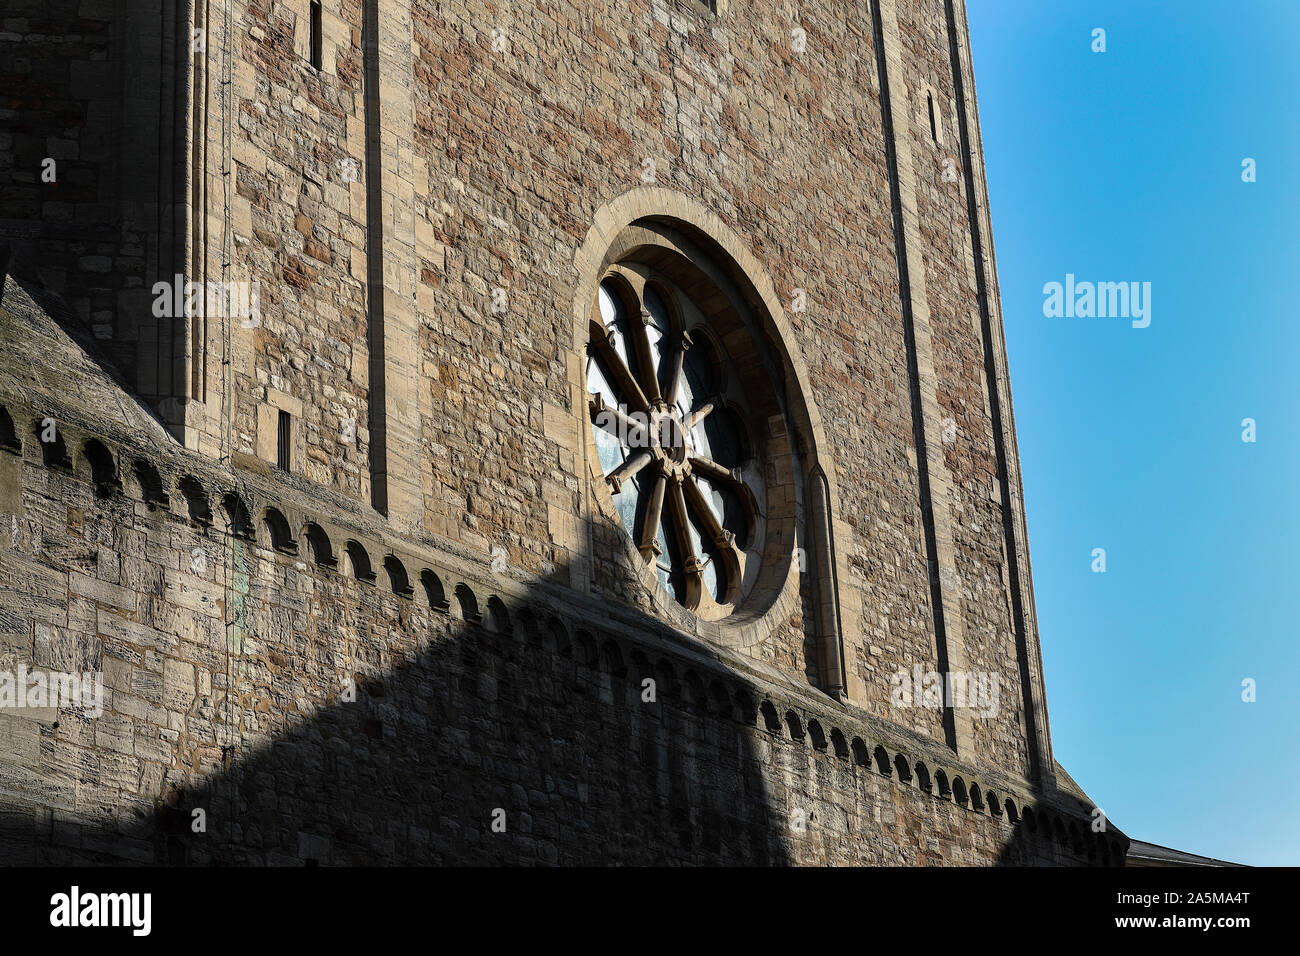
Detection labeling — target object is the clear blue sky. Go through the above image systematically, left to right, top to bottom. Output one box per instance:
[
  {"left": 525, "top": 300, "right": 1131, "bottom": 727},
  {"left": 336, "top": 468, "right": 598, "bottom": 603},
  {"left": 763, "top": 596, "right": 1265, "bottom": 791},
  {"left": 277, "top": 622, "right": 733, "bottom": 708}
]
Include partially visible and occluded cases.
[{"left": 966, "top": 0, "right": 1300, "bottom": 867}]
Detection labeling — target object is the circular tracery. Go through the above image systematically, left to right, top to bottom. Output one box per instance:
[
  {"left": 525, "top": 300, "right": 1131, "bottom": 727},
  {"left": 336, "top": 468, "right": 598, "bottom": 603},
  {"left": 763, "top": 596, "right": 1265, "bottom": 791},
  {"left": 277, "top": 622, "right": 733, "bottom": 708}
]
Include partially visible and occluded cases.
[{"left": 586, "top": 268, "right": 765, "bottom": 618}]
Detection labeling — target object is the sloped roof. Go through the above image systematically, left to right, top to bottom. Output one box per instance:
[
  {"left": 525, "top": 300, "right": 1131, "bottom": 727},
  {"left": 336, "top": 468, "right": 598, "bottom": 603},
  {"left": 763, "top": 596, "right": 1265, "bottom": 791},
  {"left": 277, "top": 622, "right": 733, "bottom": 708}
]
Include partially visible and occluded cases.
[
  {"left": 0, "top": 274, "right": 175, "bottom": 450},
  {"left": 1126, "top": 840, "right": 1245, "bottom": 867}
]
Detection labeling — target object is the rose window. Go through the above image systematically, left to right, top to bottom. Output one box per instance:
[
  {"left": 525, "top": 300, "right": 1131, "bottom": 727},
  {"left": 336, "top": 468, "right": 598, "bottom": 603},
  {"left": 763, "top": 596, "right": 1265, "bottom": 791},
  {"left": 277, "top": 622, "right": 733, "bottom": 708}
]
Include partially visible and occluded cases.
[{"left": 585, "top": 270, "right": 764, "bottom": 618}]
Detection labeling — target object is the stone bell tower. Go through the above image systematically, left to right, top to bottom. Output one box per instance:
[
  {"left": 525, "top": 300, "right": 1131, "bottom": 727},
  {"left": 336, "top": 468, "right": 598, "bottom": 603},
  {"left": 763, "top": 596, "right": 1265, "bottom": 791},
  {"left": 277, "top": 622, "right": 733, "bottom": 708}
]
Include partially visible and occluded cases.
[{"left": 0, "top": 0, "right": 1121, "bottom": 865}]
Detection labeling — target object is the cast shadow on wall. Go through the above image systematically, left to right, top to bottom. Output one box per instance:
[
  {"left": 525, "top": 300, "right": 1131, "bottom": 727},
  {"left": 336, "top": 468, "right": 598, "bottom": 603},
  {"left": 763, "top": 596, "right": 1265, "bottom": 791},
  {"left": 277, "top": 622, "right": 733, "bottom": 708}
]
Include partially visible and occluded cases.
[
  {"left": 0, "top": 261, "right": 172, "bottom": 442},
  {"left": 4, "top": 540, "right": 796, "bottom": 866}
]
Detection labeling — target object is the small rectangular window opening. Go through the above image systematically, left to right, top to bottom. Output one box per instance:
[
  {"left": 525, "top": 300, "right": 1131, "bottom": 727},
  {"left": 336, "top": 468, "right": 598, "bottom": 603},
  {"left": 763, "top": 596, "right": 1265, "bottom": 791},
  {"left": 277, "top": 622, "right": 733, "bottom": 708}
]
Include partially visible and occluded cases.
[
  {"left": 309, "top": 1, "right": 323, "bottom": 70},
  {"left": 927, "top": 92, "right": 938, "bottom": 143},
  {"left": 277, "top": 410, "right": 291, "bottom": 471}
]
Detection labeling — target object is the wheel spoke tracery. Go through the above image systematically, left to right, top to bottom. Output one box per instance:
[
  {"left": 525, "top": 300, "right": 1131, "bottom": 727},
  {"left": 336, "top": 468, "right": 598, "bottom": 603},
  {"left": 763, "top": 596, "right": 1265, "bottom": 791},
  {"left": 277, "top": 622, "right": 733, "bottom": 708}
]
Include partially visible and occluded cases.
[
  {"left": 587, "top": 274, "right": 760, "bottom": 614},
  {"left": 629, "top": 308, "right": 662, "bottom": 405},
  {"left": 664, "top": 331, "right": 691, "bottom": 408},
  {"left": 590, "top": 332, "right": 650, "bottom": 413},
  {"left": 588, "top": 394, "right": 647, "bottom": 447},
  {"left": 684, "top": 396, "right": 716, "bottom": 431},
  {"left": 606, "top": 450, "right": 653, "bottom": 493},
  {"left": 689, "top": 453, "right": 739, "bottom": 487},
  {"left": 637, "top": 471, "right": 666, "bottom": 559},
  {"left": 682, "top": 476, "right": 731, "bottom": 552}
]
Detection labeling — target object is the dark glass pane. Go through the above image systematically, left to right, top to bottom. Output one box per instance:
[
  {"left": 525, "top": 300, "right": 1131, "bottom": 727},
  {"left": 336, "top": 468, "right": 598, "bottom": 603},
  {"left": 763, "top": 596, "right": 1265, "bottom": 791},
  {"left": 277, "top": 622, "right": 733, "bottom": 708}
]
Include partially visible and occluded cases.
[
  {"left": 598, "top": 280, "right": 644, "bottom": 387},
  {"left": 644, "top": 285, "right": 674, "bottom": 397},
  {"left": 678, "top": 339, "right": 712, "bottom": 416},
  {"left": 586, "top": 350, "right": 622, "bottom": 411},
  {"left": 698, "top": 408, "right": 744, "bottom": 469},
  {"left": 592, "top": 420, "right": 624, "bottom": 476},
  {"left": 613, "top": 474, "right": 639, "bottom": 541},
  {"left": 697, "top": 477, "right": 749, "bottom": 550},
  {"left": 719, "top": 483, "right": 750, "bottom": 549},
  {"left": 656, "top": 509, "right": 687, "bottom": 603},
  {"left": 699, "top": 536, "right": 729, "bottom": 604}
]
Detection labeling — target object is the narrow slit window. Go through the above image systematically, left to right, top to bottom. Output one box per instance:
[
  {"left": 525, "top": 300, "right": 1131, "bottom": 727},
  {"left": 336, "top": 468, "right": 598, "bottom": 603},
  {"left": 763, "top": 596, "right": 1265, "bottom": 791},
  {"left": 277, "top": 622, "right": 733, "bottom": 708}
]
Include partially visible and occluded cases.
[
  {"left": 309, "top": 1, "right": 323, "bottom": 70},
  {"left": 927, "top": 92, "right": 938, "bottom": 143},
  {"left": 277, "top": 410, "right": 291, "bottom": 471}
]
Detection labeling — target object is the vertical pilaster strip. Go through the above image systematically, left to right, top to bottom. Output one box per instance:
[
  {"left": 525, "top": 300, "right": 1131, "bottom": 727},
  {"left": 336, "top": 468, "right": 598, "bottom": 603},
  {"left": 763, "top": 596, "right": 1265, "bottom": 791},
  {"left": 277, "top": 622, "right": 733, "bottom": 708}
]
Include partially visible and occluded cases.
[
  {"left": 132, "top": 0, "right": 194, "bottom": 441},
  {"left": 139, "top": 0, "right": 171, "bottom": 412},
  {"left": 191, "top": 0, "right": 212, "bottom": 445},
  {"left": 191, "top": 0, "right": 217, "bottom": 453},
  {"left": 363, "top": 0, "right": 423, "bottom": 529},
  {"left": 874, "top": 0, "right": 975, "bottom": 757},
  {"left": 944, "top": 0, "right": 1055, "bottom": 786},
  {"left": 810, "top": 465, "right": 847, "bottom": 700}
]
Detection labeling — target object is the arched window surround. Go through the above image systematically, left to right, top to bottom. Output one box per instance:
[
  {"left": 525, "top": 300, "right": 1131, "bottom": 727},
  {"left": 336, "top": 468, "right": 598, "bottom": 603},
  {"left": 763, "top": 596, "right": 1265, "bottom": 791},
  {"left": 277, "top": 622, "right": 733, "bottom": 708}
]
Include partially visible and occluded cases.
[{"left": 570, "top": 188, "right": 852, "bottom": 700}]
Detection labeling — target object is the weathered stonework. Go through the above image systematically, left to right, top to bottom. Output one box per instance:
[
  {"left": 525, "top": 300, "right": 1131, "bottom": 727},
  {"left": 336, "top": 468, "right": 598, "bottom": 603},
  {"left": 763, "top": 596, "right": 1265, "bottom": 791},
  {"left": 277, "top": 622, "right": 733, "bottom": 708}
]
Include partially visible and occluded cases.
[{"left": 0, "top": 0, "right": 1124, "bottom": 865}]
